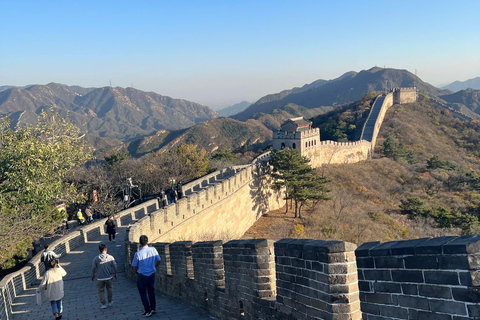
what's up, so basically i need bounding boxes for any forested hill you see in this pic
[0,83,219,141]
[232,67,449,121]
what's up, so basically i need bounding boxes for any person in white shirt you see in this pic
[131,235,161,317]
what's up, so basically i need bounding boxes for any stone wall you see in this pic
[127,161,284,243]
[356,236,480,320]
[307,140,372,168]
[125,238,361,320]
[0,200,157,320]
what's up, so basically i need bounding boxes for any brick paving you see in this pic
[11,227,215,320]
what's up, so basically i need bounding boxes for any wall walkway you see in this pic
[0,204,213,320]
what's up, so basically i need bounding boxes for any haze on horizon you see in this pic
[1,0,479,108]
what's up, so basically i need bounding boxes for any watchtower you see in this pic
[393,87,417,104]
[272,117,320,156]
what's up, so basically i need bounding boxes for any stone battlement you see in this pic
[125,238,361,320]
[127,158,283,243]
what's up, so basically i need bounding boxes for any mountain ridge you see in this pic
[232,67,449,121]
[0,84,219,141]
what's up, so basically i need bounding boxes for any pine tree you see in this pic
[269,148,330,218]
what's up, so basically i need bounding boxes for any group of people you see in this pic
[76,207,94,225]
[37,233,161,319]
[158,181,183,208]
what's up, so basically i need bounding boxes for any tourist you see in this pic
[104,216,117,243]
[41,244,61,271]
[91,243,117,309]
[77,208,85,225]
[37,259,67,320]
[176,181,183,199]
[131,235,161,317]
[85,206,94,223]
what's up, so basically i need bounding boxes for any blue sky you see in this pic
[1,1,479,107]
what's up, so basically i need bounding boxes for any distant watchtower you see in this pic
[393,87,417,104]
[272,117,320,156]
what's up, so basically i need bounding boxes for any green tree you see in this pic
[269,148,330,218]
[0,111,92,269]
[399,197,427,219]
[105,151,130,169]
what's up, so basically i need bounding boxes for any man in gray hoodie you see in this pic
[91,243,118,309]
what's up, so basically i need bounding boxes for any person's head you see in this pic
[44,244,49,250]
[108,215,112,220]
[49,259,58,269]
[139,235,148,247]
[99,243,107,253]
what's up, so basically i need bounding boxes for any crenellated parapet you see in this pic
[125,238,361,320]
[127,157,284,244]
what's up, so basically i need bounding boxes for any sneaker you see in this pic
[141,311,153,317]
[113,239,116,242]
[100,304,107,309]
[108,301,113,306]
[151,309,156,314]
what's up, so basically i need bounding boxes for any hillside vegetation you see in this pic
[245,99,480,244]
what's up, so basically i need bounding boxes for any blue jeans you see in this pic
[137,273,156,313]
[50,299,62,314]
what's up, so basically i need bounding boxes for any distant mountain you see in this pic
[127,117,272,156]
[232,67,448,121]
[442,77,480,92]
[0,83,219,141]
[217,101,251,116]
[441,88,480,114]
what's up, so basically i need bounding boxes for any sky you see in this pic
[1,1,479,108]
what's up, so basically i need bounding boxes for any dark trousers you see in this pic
[108,232,115,241]
[137,273,156,313]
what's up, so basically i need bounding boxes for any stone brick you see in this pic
[363,293,392,305]
[452,287,480,303]
[408,310,452,320]
[378,305,408,319]
[400,283,417,295]
[429,299,467,315]
[404,256,438,269]
[418,284,452,299]
[374,257,404,269]
[391,270,424,283]
[364,270,392,281]
[397,295,429,310]
[358,281,371,292]
[468,304,480,318]
[356,257,374,269]
[373,282,402,294]
[438,255,470,270]
[424,271,459,285]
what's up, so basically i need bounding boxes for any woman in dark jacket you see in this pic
[104,216,117,242]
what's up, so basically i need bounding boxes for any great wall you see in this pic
[3,87,480,320]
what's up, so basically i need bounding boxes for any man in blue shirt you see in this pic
[131,235,161,317]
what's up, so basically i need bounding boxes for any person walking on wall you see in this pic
[91,243,118,309]
[41,244,61,271]
[37,259,67,320]
[104,215,117,242]
[131,235,161,317]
